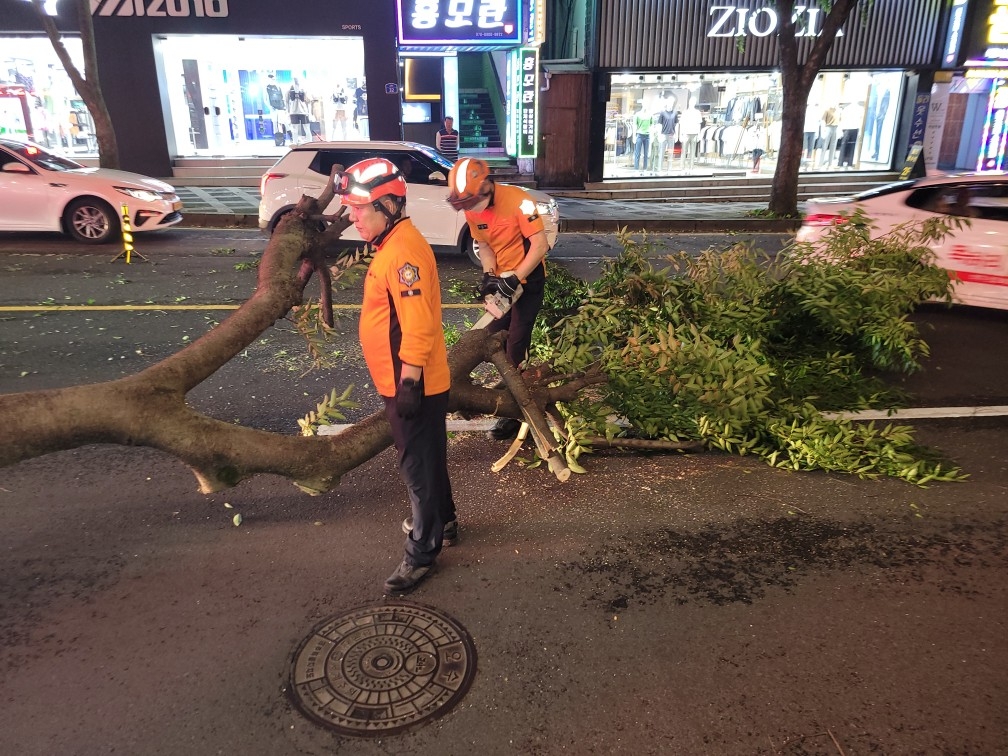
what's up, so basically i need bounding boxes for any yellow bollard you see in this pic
[110,203,147,263]
[121,203,133,264]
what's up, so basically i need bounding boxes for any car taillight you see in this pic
[260,172,286,195]
[803,213,849,227]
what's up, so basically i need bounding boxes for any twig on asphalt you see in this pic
[828,729,847,756]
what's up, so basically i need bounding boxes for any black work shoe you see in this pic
[488,417,522,440]
[383,560,433,595]
[401,517,459,545]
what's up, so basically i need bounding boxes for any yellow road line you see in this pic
[0,303,480,313]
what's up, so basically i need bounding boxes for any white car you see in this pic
[258,140,559,266]
[796,172,1008,311]
[0,138,183,244]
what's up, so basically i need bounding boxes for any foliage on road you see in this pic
[536,219,965,485]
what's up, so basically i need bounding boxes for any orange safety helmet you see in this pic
[447,157,492,211]
[335,157,407,208]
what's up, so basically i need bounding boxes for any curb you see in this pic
[179,213,261,230]
[558,218,801,234]
[177,213,800,234]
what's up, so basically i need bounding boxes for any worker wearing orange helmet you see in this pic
[447,157,550,441]
[337,157,455,595]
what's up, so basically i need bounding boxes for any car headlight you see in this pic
[115,187,163,203]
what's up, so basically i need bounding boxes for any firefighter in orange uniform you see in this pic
[337,157,455,595]
[446,157,550,440]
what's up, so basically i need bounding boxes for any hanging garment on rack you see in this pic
[696,81,718,108]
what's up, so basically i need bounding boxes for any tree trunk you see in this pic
[33,0,121,169]
[768,74,809,215]
[768,0,863,217]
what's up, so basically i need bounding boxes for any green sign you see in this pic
[516,47,539,159]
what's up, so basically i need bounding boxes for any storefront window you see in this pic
[152,35,367,158]
[1,36,95,156]
[604,70,905,179]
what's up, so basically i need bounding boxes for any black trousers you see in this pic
[383,390,454,567]
[486,263,545,368]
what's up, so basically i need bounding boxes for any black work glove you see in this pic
[496,273,520,299]
[479,272,498,298]
[396,377,422,419]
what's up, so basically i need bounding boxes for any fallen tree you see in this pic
[0,176,967,490]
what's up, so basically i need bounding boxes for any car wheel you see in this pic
[461,228,481,267]
[64,197,119,244]
[270,209,293,235]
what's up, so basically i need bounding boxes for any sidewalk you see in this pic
[173,185,804,234]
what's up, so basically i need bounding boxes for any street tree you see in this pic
[0,172,964,491]
[769,0,861,216]
[29,0,120,169]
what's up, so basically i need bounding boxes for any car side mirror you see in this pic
[429,171,447,185]
[2,162,31,174]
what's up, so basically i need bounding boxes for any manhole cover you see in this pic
[289,602,477,736]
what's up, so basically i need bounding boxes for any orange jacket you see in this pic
[465,183,546,280]
[359,219,450,398]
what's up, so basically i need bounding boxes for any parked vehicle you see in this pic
[796,172,1008,311]
[258,140,559,266]
[0,138,183,244]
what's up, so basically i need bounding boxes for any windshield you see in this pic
[414,143,453,172]
[0,139,86,172]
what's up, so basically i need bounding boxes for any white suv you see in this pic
[258,140,558,266]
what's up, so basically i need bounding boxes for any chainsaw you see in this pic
[471,273,570,482]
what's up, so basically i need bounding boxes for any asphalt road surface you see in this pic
[1,229,1006,755]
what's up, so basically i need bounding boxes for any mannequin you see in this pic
[331,85,348,140]
[632,102,651,171]
[872,89,890,159]
[803,101,819,163]
[353,82,368,138]
[655,92,679,173]
[679,95,702,171]
[818,105,839,168]
[264,72,288,145]
[287,77,310,143]
[749,122,766,173]
[837,101,864,168]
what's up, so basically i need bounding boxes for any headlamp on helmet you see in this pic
[335,158,407,211]
[447,157,492,211]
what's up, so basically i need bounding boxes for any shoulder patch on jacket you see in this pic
[398,262,420,287]
[519,198,540,221]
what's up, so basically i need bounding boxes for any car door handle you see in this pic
[49,182,67,187]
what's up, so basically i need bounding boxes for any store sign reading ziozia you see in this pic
[707,4,841,38]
